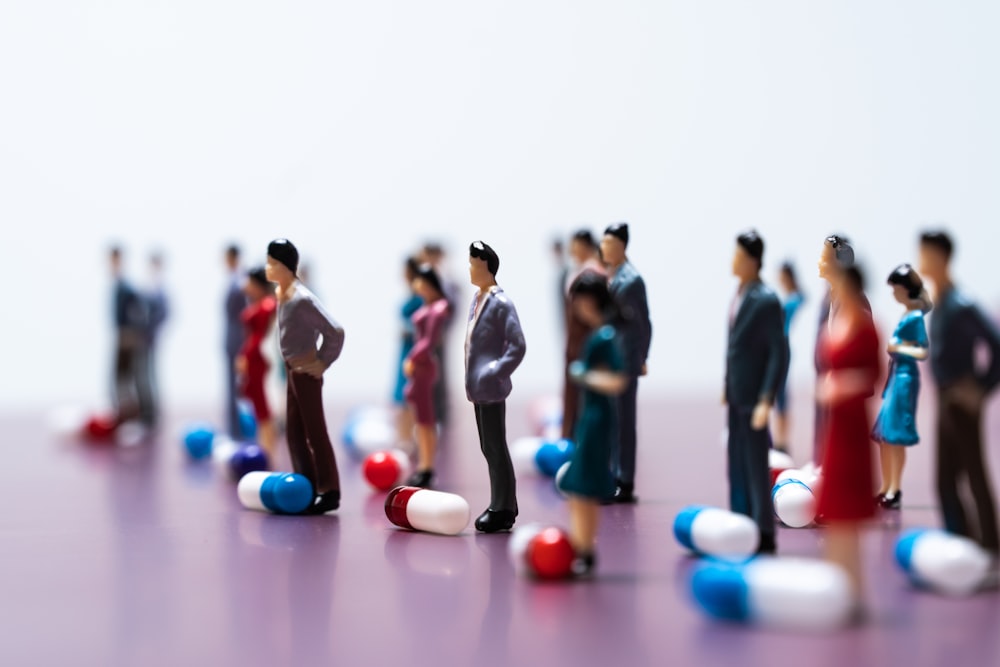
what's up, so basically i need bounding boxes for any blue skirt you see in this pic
[872,364,920,446]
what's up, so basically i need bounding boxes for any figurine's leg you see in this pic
[960,406,999,553]
[285,370,318,483]
[616,377,639,485]
[936,390,970,538]
[727,406,752,518]
[475,402,517,514]
[292,373,340,495]
[747,416,776,542]
[225,353,242,437]
[134,344,155,426]
[812,401,828,466]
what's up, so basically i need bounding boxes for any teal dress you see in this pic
[872,310,928,446]
[559,325,624,499]
[392,295,423,404]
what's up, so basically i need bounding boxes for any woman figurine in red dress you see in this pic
[236,267,278,458]
[816,263,880,611]
[403,264,451,487]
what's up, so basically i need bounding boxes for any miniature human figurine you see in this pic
[403,264,452,487]
[559,273,627,576]
[236,267,278,459]
[772,261,804,454]
[266,239,345,514]
[871,264,932,510]
[465,241,526,532]
[724,231,787,554]
[815,264,879,611]
[223,244,247,438]
[143,251,169,427]
[561,230,606,441]
[421,242,459,426]
[393,257,423,445]
[918,231,999,569]
[109,245,153,426]
[600,222,652,503]
[813,235,866,465]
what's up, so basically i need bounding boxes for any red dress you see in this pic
[405,299,450,426]
[816,312,880,521]
[240,296,277,422]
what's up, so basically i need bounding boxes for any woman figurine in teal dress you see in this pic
[558,273,629,577]
[872,264,932,510]
[394,258,423,444]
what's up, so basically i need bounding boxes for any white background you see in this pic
[2,1,998,410]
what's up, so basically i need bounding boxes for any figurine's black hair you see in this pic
[470,241,500,276]
[824,234,855,268]
[572,229,598,249]
[247,266,271,289]
[887,263,932,311]
[414,263,446,300]
[267,238,299,275]
[225,244,240,259]
[736,230,765,267]
[919,230,954,260]
[569,270,623,324]
[405,256,421,278]
[604,222,630,248]
[780,261,800,290]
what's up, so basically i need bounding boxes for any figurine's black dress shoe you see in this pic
[756,534,776,555]
[406,469,434,488]
[880,490,902,510]
[571,552,597,578]
[305,490,341,515]
[474,509,516,533]
[601,481,637,505]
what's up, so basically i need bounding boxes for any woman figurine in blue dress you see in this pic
[394,258,423,445]
[773,261,805,454]
[872,264,932,510]
[558,273,628,577]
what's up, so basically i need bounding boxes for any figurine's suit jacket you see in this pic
[465,287,526,404]
[608,262,651,377]
[725,281,787,408]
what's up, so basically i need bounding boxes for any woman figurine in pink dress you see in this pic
[403,264,452,487]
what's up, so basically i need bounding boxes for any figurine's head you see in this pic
[733,230,764,281]
[570,271,617,328]
[569,229,599,264]
[109,245,123,276]
[224,244,240,271]
[404,256,421,284]
[778,261,798,294]
[149,251,164,274]
[601,223,629,266]
[918,230,953,282]
[413,263,446,302]
[244,266,274,300]
[818,234,855,283]
[469,241,499,288]
[887,263,931,311]
[422,242,445,267]
[266,239,299,284]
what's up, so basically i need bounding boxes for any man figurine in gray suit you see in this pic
[725,230,787,554]
[601,223,652,503]
[223,244,247,438]
[465,241,527,533]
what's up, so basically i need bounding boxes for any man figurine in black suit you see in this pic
[223,244,247,438]
[724,230,787,554]
[601,223,652,503]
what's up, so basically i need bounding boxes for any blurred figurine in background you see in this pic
[813,235,866,466]
[871,264,932,510]
[266,239,345,514]
[109,245,153,426]
[403,264,452,487]
[393,257,423,445]
[561,230,605,441]
[560,273,627,576]
[422,242,459,426]
[600,222,652,503]
[465,241,526,532]
[551,237,568,334]
[237,267,278,459]
[143,251,169,427]
[223,244,247,438]
[919,231,999,569]
[815,263,879,611]
[772,261,804,454]
[724,231,786,554]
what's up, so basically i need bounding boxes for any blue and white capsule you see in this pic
[238,472,314,515]
[673,505,759,558]
[691,557,853,631]
[895,528,992,596]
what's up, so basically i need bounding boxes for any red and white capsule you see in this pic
[384,486,470,535]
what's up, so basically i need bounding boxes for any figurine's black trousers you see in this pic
[727,405,776,540]
[613,377,639,485]
[286,368,341,494]
[113,335,154,427]
[474,401,518,514]
[937,387,999,553]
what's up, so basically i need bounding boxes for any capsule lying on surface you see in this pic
[238,472,315,515]
[384,486,470,536]
[673,505,760,558]
[895,528,992,596]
